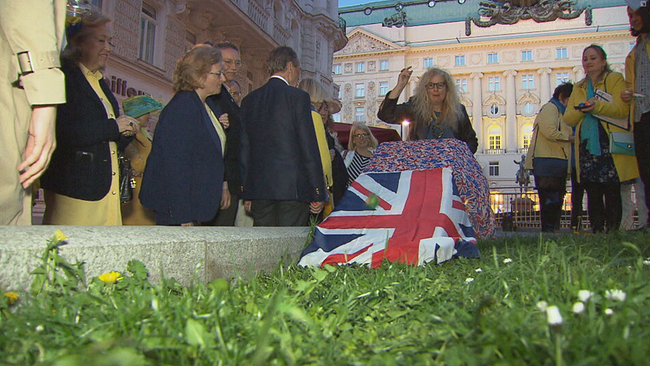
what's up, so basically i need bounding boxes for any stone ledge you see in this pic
[0,226,310,291]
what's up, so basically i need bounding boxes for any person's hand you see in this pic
[116,115,139,136]
[220,188,231,210]
[621,89,634,103]
[181,222,195,226]
[581,97,597,113]
[396,66,413,89]
[219,113,230,129]
[568,134,575,142]
[310,201,324,214]
[244,200,252,213]
[18,105,57,188]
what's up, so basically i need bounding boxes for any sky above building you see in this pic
[339,0,383,8]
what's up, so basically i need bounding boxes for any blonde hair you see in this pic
[61,10,111,67]
[411,67,462,134]
[173,45,222,92]
[348,123,378,151]
[297,78,328,103]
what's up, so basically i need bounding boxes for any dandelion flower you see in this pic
[605,289,626,302]
[546,305,563,325]
[578,290,593,302]
[643,258,650,266]
[605,308,614,316]
[53,230,67,242]
[98,271,123,284]
[536,301,548,312]
[503,258,513,264]
[465,277,474,284]
[572,302,585,314]
[35,325,44,332]
[3,292,19,305]
[475,268,483,273]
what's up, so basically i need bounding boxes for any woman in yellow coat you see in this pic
[120,95,163,225]
[563,45,639,233]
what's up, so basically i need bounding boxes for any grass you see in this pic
[1,231,649,365]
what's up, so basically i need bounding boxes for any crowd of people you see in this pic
[1,2,648,233]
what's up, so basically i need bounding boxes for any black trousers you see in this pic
[205,194,239,226]
[570,167,585,228]
[634,113,650,226]
[251,200,310,227]
[535,175,566,233]
[583,181,621,233]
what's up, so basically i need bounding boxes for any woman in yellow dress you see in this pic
[120,95,163,225]
[40,10,139,225]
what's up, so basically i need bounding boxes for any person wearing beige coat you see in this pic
[525,83,574,232]
[0,0,66,225]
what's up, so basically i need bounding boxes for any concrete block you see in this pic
[0,226,310,292]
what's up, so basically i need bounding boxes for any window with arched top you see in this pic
[522,124,533,149]
[488,125,502,150]
[523,102,535,116]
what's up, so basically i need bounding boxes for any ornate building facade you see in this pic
[91,0,345,124]
[333,0,631,188]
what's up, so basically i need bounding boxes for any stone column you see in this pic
[573,66,585,82]
[471,72,484,152]
[504,70,517,153]
[538,67,552,103]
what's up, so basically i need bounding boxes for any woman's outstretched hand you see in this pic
[388,66,413,99]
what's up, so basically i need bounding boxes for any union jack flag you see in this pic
[298,168,480,268]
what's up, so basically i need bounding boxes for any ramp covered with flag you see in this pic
[298,168,480,268]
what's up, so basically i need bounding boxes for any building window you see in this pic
[488,126,502,150]
[455,55,466,66]
[523,102,535,116]
[91,0,103,8]
[488,77,501,91]
[489,161,500,176]
[522,74,534,90]
[355,83,365,98]
[333,64,342,75]
[338,88,342,99]
[379,81,389,96]
[522,124,533,149]
[556,47,568,59]
[521,50,533,62]
[355,107,365,122]
[556,72,570,86]
[356,62,365,73]
[332,112,341,122]
[489,104,500,117]
[456,78,468,93]
[184,31,196,53]
[487,53,499,64]
[423,57,434,68]
[139,2,157,64]
[379,60,389,71]
[631,42,636,51]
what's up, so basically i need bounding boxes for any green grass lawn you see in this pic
[2,231,649,365]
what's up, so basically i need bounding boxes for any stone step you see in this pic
[0,226,310,292]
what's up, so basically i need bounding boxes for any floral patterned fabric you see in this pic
[365,139,496,238]
[578,123,619,184]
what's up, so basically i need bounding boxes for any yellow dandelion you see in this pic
[4,292,19,305]
[53,230,67,242]
[98,271,123,284]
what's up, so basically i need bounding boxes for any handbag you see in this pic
[118,152,136,204]
[608,132,635,156]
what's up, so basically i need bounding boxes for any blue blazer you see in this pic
[139,90,224,225]
[41,64,133,201]
[240,77,326,203]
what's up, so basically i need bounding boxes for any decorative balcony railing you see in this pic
[484,148,505,155]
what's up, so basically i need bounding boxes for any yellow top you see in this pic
[311,110,333,189]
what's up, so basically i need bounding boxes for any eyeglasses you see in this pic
[425,81,447,90]
[354,133,370,138]
[208,71,222,77]
[224,59,243,67]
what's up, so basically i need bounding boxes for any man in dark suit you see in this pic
[206,41,243,226]
[240,46,326,226]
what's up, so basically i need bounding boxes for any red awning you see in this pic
[333,123,402,148]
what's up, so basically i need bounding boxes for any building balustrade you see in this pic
[484,149,506,155]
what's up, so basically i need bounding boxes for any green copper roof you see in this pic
[340,0,627,27]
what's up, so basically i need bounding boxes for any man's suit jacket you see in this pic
[207,85,241,195]
[139,90,224,225]
[240,77,326,203]
[40,64,133,201]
